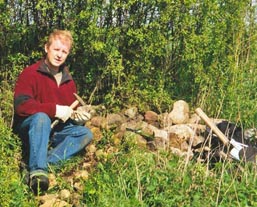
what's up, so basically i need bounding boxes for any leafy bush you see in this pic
[2,0,256,115]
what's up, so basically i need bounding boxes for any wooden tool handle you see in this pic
[51,100,80,129]
[69,100,80,109]
[195,107,229,145]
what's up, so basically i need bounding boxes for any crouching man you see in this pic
[13,29,93,195]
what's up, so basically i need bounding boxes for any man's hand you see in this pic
[55,105,73,122]
[71,106,92,125]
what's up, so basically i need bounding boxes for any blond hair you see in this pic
[46,29,73,49]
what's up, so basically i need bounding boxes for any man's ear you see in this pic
[44,44,48,53]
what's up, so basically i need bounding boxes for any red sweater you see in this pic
[14,59,77,122]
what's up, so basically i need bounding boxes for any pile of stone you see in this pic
[87,100,209,160]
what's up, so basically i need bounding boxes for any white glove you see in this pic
[71,106,92,125]
[55,105,73,122]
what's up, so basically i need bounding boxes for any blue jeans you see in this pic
[17,112,93,173]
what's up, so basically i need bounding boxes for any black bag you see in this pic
[196,121,257,163]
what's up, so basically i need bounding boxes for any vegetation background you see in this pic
[1,0,257,206]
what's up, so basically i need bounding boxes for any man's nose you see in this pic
[57,51,63,58]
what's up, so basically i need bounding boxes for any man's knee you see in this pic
[81,127,93,147]
[32,113,51,126]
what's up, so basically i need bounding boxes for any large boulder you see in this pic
[168,100,190,124]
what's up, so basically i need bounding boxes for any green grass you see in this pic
[0,117,37,206]
[82,144,257,207]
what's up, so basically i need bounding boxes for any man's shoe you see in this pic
[30,174,49,195]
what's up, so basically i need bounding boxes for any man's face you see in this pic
[45,37,71,71]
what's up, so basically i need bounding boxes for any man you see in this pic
[13,29,93,195]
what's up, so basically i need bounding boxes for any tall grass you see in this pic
[82,143,257,207]
[0,118,37,206]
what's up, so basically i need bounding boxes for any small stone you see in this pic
[95,149,107,160]
[38,194,58,207]
[71,193,82,207]
[74,170,89,181]
[124,107,138,119]
[91,116,107,128]
[54,200,71,207]
[38,194,58,203]
[106,113,125,129]
[59,189,71,200]
[188,113,201,124]
[74,182,83,192]
[158,112,171,128]
[112,132,123,145]
[87,144,97,153]
[48,173,57,189]
[90,127,103,142]
[144,111,158,122]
